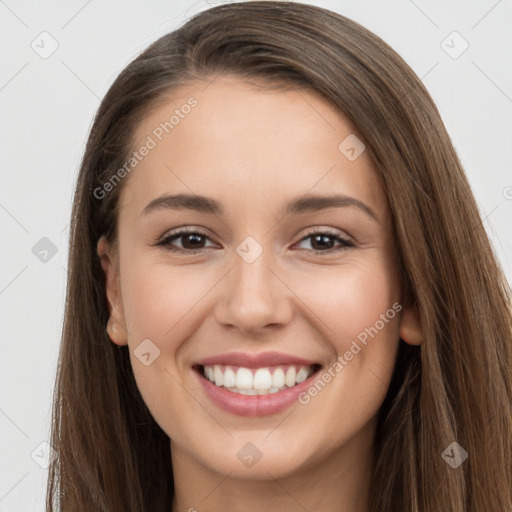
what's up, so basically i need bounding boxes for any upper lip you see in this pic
[194,351,321,369]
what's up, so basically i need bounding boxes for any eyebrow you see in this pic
[141,193,380,223]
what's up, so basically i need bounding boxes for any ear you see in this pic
[399,304,423,346]
[97,236,128,346]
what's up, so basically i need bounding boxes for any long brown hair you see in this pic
[46,2,512,510]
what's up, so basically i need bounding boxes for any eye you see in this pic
[155,229,215,254]
[294,229,355,254]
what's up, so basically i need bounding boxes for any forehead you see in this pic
[119,75,388,222]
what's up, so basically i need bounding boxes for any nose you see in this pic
[214,246,293,334]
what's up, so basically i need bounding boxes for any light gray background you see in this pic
[1,0,511,510]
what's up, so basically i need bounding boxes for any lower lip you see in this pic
[194,367,320,417]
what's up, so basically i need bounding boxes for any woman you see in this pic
[46,2,512,511]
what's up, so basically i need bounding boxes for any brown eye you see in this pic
[156,230,215,253]
[294,230,355,254]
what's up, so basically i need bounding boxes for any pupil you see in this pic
[184,234,203,248]
[313,234,333,250]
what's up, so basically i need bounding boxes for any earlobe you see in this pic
[399,304,423,346]
[106,319,128,346]
[97,236,128,346]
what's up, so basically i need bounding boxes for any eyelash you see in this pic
[154,228,355,255]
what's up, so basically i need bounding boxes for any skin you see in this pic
[97,75,423,512]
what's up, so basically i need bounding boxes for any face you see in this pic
[98,75,422,482]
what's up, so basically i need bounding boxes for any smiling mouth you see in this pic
[193,363,322,396]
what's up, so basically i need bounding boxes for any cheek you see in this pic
[290,258,401,428]
[119,264,205,436]
[119,261,220,425]
[292,256,399,346]
[121,261,210,341]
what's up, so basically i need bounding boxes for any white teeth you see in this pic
[227,386,284,395]
[214,365,223,386]
[236,388,258,395]
[236,367,253,390]
[272,368,285,388]
[202,363,318,394]
[285,367,296,387]
[223,367,236,388]
[253,368,272,390]
[296,368,309,384]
